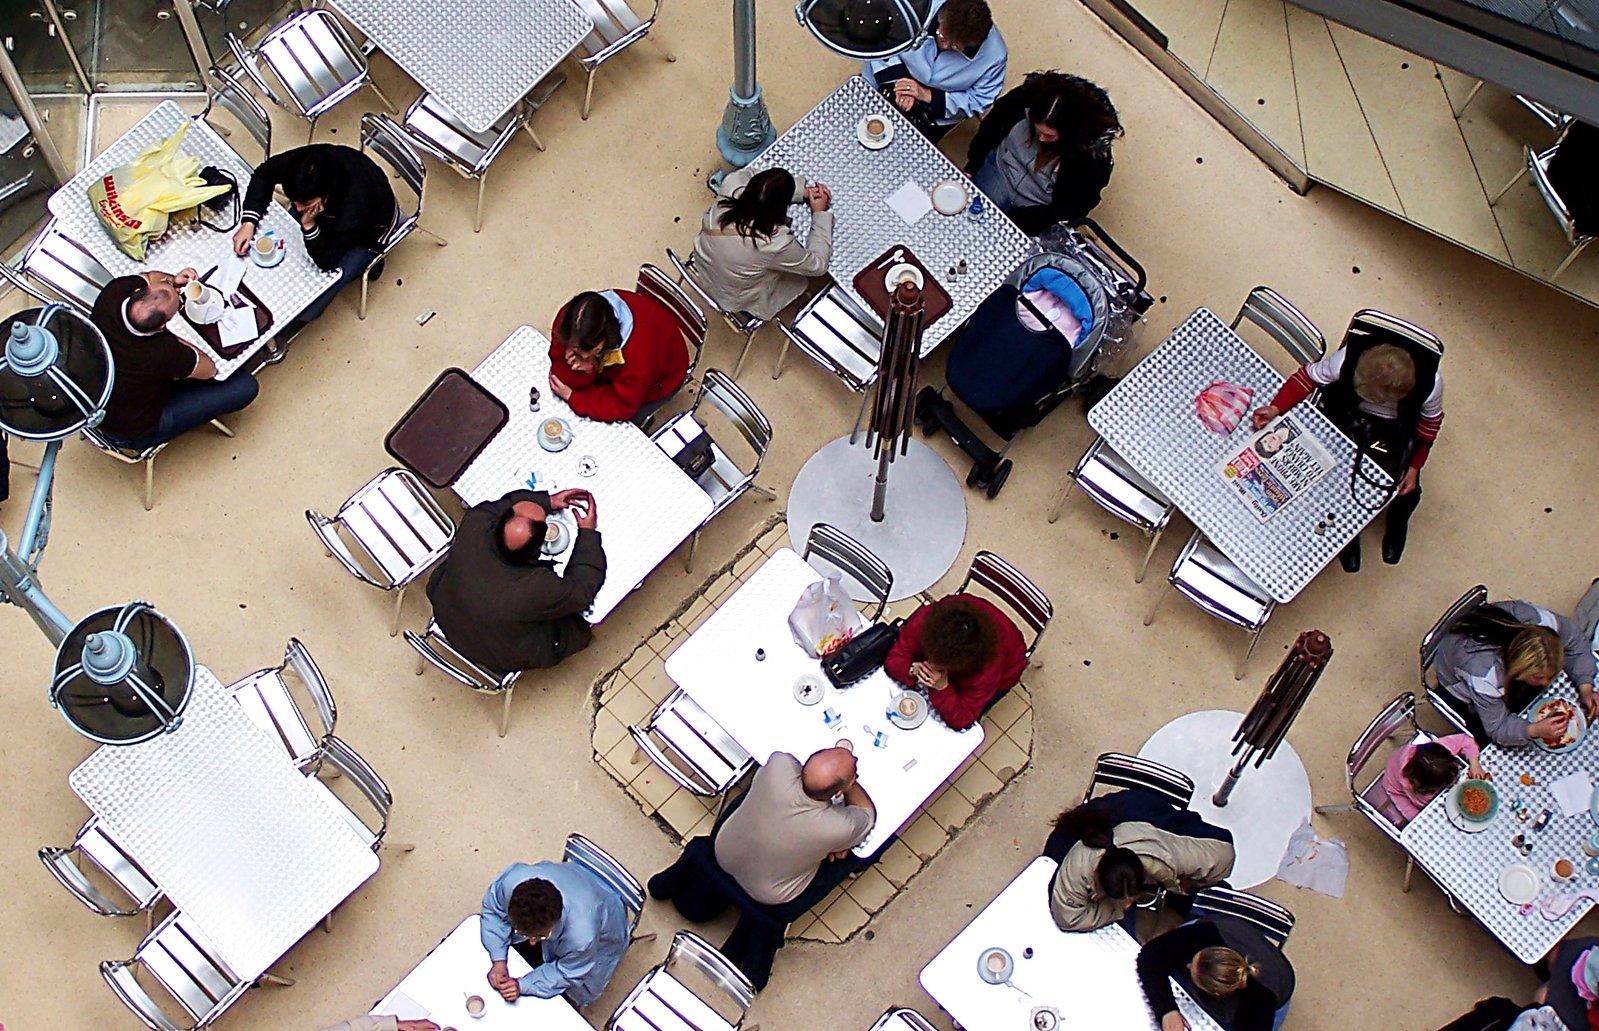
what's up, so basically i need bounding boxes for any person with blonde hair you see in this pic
[1433,599,1597,747]
[1136,916,1295,1031]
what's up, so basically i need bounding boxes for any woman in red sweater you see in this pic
[884,595,1028,730]
[548,289,690,424]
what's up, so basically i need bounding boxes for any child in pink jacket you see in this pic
[1378,733,1484,825]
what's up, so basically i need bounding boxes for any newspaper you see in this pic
[1216,413,1333,522]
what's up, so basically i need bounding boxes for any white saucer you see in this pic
[541,511,574,556]
[887,691,929,729]
[792,675,826,706]
[930,178,969,215]
[857,114,893,150]
[883,262,924,292]
[976,947,1013,984]
[1498,863,1541,905]
[537,417,573,452]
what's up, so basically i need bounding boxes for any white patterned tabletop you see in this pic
[328,0,591,132]
[1087,307,1392,603]
[68,666,378,981]
[1401,675,1598,962]
[450,326,712,624]
[664,548,981,857]
[918,857,1223,1031]
[47,101,338,380]
[745,76,1034,354]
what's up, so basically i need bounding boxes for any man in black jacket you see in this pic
[232,143,397,338]
[425,488,606,676]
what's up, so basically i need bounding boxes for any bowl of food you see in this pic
[1533,697,1586,752]
[1453,778,1499,824]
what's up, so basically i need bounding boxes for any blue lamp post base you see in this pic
[717,84,775,167]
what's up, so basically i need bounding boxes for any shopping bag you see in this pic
[1195,380,1254,435]
[787,574,866,658]
[87,122,232,260]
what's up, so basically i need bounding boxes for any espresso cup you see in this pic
[253,236,276,256]
[184,281,206,301]
[1553,857,1576,881]
[464,994,487,1017]
[896,695,919,719]
[184,283,224,324]
[865,116,887,140]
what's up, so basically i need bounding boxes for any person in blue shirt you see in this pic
[862,0,1007,142]
[479,861,630,1007]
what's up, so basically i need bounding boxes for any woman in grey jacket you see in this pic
[691,166,834,323]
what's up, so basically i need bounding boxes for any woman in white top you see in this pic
[691,167,834,322]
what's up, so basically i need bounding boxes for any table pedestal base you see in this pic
[1139,709,1312,889]
[787,436,966,602]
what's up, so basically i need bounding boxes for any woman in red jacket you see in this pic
[884,595,1027,730]
[548,289,690,424]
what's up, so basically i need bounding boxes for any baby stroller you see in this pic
[914,218,1152,497]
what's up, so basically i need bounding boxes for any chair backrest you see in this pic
[664,930,755,1022]
[630,687,753,796]
[573,0,657,61]
[639,262,707,376]
[1231,286,1325,366]
[402,92,513,178]
[203,65,272,160]
[254,9,369,119]
[868,1008,939,1031]
[405,619,519,693]
[1347,309,1444,359]
[104,910,246,1026]
[1190,887,1295,948]
[361,113,429,224]
[1344,692,1419,796]
[23,222,112,313]
[956,550,1052,657]
[1530,140,1586,240]
[802,522,893,621]
[695,368,773,463]
[1084,751,1195,807]
[40,819,158,917]
[312,468,454,589]
[1420,585,1488,681]
[779,284,884,391]
[1169,532,1274,632]
[0,261,54,306]
[318,734,391,848]
[564,833,647,934]
[283,636,337,736]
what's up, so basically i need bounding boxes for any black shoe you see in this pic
[1340,538,1361,573]
[367,257,386,281]
[1382,523,1408,564]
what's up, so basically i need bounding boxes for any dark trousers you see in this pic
[294,245,382,325]
[108,373,260,450]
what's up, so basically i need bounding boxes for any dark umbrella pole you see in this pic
[865,282,926,522]
[1213,630,1333,807]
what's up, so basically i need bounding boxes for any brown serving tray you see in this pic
[384,368,509,489]
[178,264,273,359]
[851,244,952,327]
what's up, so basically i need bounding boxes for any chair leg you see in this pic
[474,175,486,234]
[1402,856,1415,893]
[1312,803,1354,813]
[1135,527,1164,584]
[359,269,370,320]
[1489,164,1528,204]
[684,530,699,573]
[581,69,596,120]
[630,744,644,766]
[259,971,295,987]
[1143,586,1168,627]
[748,483,777,502]
[732,332,757,380]
[498,686,514,738]
[1236,626,1264,681]
[848,391,870,444]
[321,912,332,933]
[771,330,791,379]
[524,122,546,152]
[307,114,318,143]
[1045,477,1073,524]
[143,455,156,512]
[390,585,406,637]
[1451,78,1484,117]
[366,78,398,115]
[1551,238,1592,279]
[209,418,234,438]
[647,33,676,62]
[631,930,658,943]
[416,225,449,247]
[415,651,425,676]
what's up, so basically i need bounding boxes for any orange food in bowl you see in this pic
[1460,785,1492,818]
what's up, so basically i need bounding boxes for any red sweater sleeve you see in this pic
[884,603,928,687]
[1266,367,1316,413]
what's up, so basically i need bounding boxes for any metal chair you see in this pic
[606,930,755,1031]
[359,113,450,319]
[400,75,565,233]
[101,909,293,1030]
[629,687,754,808]
[665,248,766,379]
[563,833,657,942]
[1189,886,1295,948]
[774,285,885,439]
[637,261,707,406]
[80,420,234,513]
[199,65,272,162]
[228,637,336,771]
[405,617,521,737]
[1146,530,1276,681]
[1082,751,1195,808]
[226,9,395,139]
[571,0,676,120]
[801,522,893,622]
[1348,308,1444,360]
[305,467,455,636]
[867,1009,936,1031]
[1491,127,1595,280]
[39,817,162,927]
[1230,286,1326,366]
[1421,585,1488,736]
[1048,436,1175,584]
[650,369,775,572]
[21,219,112,314]
[953,550,1052,660]
[310,734,406,853]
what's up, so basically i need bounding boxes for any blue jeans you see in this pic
[973,152,1021,215]
[110,373,260,449]
[1272,1000,1291,1030]
[294,245,381,324]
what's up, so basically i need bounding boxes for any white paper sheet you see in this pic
[373,990,430,1021]
[214,249,249,299]
[1548,770,1592,817]
[218,307,258,347]
[885,179,932,225]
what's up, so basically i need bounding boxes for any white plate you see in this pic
[1498,863,1541,905]
[930,178,969,215]
[1444,784,1495,833]
[792,674,826,706]
[1530,695,1587,752]
[883,262,924,292]
[856,113,894,150]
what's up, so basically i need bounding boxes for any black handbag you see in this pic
[822,619,902,689]
[672,433,715,478]
[195,165,240,232]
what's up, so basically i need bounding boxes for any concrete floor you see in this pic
[4,0,1599,1028]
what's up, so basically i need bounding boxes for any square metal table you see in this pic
[46,101,339,380]
[1401,675,1597,963]
[327,0,592,132]
[69,666,379,981]
[370,914,591,1029]
[918,857,1223,1031]
[451,326,713,624]
[664,547,983,857]
[1086,307,1392,603]
[745,75,1034,354]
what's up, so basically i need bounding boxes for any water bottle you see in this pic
[967,193,986,223]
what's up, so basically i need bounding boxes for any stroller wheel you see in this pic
[966,463,988,489]
[985,460,1013,498]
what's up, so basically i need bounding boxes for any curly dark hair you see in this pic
[507,878,564,938]
[920,596,998,676]
[937,0,993,49]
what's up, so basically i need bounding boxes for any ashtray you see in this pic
[1030,1007,1060,1031]
[792,674,826,706]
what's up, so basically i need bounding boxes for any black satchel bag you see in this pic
[195,165,240,232]
[822,619,902,689]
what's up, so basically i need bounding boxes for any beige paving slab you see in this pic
[1128,0,1228,74]
[1205,0,1305,167]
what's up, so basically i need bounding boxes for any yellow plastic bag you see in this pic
[86,121,231,261]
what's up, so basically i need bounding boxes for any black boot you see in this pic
[1383,486,1422,565]
[1340,535,1361,573]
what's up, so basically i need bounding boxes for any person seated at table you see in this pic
[232,142,398,340]
[1537,935,1599,1031]
[425,488,604,676]
[1136,916,1295,1031]
[884,593,1027,730]
[1048,791,1234,933]
[1250,336,1442,570]
[316,1017,438,1031]
[547,289,690,426]
[1432,599,1598,748]
[691,166,834,321]
[88,270,260,449]
[479,859,630,1007]
[1377,732,1484,826]
[963,71,1122,234]
[862,0,1007,143]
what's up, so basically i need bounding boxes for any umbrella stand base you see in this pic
[787,436,967,602]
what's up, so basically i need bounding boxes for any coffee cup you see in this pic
[543,419,565,439]
[865,116,887,140]
[1584,830,1599,857]
[184,282,224,324]
[1553,857,1576,881]
[895,695,919,719]
[464,993,487,1017]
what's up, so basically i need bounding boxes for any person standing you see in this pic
[862,0,1007,143]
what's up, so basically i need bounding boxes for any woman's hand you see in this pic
[805,182,832,212]
[1530,712,1571,741]
[232,222,256,256]
[548,370,574,401]
[1250,405,1280,430]
[563,348,597,374]
[909,661,948,691]
[1397,467,1420,495]
[1161,1012,1191,1031]
[1580,684,1597,721]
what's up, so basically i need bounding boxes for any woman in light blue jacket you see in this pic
[863,0,1007,141]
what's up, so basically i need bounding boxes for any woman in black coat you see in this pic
[964,71,1122,235]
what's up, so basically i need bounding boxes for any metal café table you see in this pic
[451,326,712,624]
[919,857,1223,1031]
[47,100,338,380]
[1401,675,1597,963]
[1087,307,1392,603]
[328,0,592,132]
[745,75,1034,354]
[664,547,982,857]
[370,914,591,1029]
[69,666,378,981]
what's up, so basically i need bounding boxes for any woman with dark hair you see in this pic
[883,594,1027,730]
[692,166,834,322]
[547,287,690,424]
[964,70,1122,234]
[1433,599,1597,747]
